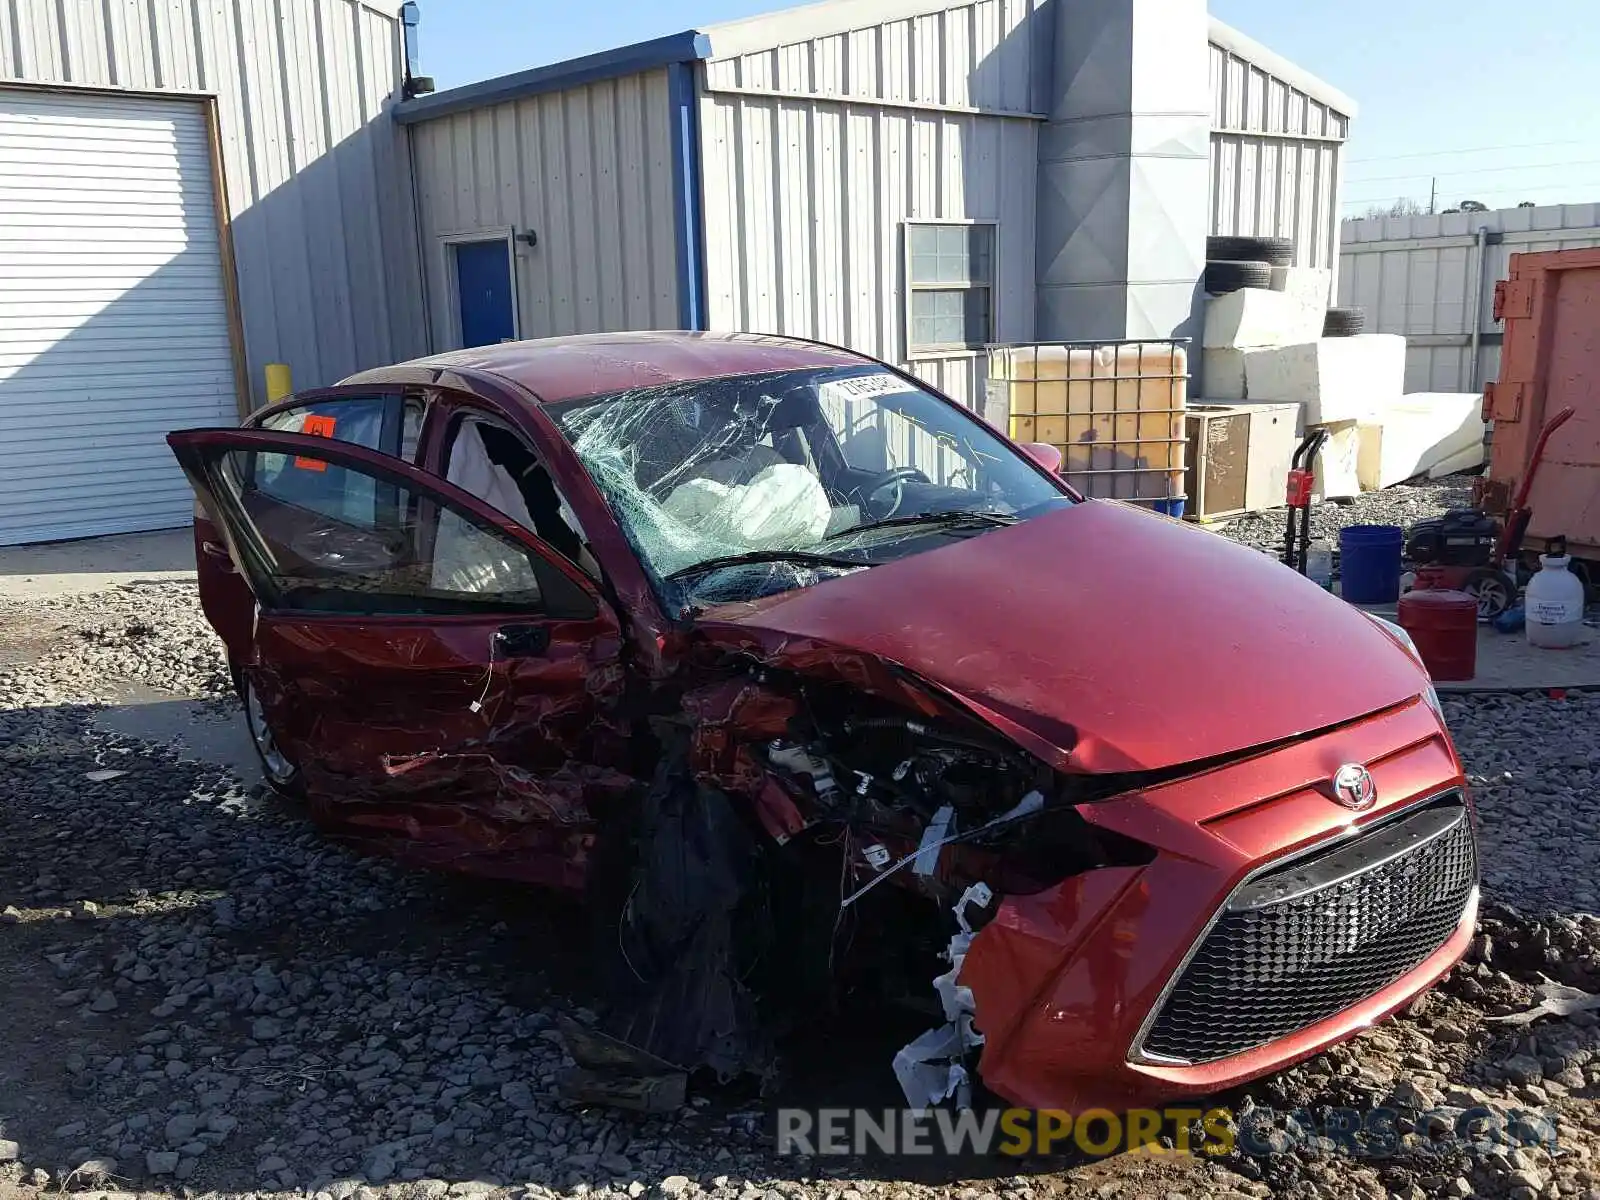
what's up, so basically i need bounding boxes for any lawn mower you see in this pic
[1401,406,1576,619]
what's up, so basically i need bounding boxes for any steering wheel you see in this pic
[859,466,931,518]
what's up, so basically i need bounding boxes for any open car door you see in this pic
[167,427,635,889]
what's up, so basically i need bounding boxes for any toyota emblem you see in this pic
[1331,763,1377,811]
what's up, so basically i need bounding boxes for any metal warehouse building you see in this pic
[0,0,424,545]
[396,0,1355,414]
[0,0,1353,546]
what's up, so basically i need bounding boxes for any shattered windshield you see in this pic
[546,366,1071,607]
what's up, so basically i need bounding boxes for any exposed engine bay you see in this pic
[562,660,1156,1112]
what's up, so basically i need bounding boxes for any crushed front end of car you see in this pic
[563,626,1477,1115]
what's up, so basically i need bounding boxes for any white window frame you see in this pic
[903,219,998,359]
[438,227,521,350]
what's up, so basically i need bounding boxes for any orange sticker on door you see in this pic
[293,413,338,471]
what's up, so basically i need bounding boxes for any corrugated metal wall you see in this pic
[0,0,424,406]
[698,0,1048,413]
[1339,203,1600,393]
[408,69,681,348]
[1208,35,1350,282]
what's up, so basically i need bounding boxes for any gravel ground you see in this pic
[2,491,1600,1200]
[1208,475,1474,558]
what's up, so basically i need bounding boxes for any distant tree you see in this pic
[1360,197,1426,220]
[1518,200,1537,208]
[1459,200,1489,212]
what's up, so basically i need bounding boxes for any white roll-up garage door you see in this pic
[0,87,240,546]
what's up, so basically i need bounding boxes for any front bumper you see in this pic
[962,696,1476,1113]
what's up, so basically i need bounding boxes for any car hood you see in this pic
[693,501,1429,773]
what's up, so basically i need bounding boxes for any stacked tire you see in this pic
[1204,235,1293,295]
[1322,306,1366,336]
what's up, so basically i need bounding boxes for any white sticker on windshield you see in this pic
[819,372,918,403]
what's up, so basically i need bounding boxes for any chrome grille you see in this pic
[1140,796,1477,1064]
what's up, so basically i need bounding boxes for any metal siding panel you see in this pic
[539,94,578,335]
[12,0,63,78]
[592,80,626,330]
[911,14,940,105]
[615,73,651,328]
[943,5,970,109]
[775,102,812,334]
[699,93,740,331]
[740,97,779,330]
[813,31,843,94]
[57,0,112,85]
[812,102,844,343]
[844,26,883,98]
[646,68,679,327]
[776,41,808,93]
[880,18,911,104]
[513,97,552,336]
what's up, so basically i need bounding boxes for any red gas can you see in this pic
[1397,570,1480,682]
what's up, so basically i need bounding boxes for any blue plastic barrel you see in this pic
[1339,524,1404,603]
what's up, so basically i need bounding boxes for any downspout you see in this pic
[407,122,435,353]
[1468,224,1489,391]
[399,1,435,352]
[667,50,711,331]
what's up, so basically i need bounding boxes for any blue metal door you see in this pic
[455,240,515,347]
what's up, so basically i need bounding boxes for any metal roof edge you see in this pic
[700,0,981,60]
[1207,16,1359,120]
[393,29,712,124]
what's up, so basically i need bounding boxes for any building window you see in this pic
[905,222,996,355]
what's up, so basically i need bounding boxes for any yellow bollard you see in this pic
[264,363,293,403]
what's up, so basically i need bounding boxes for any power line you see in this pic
[1347,157,1600,186]
[1345,138,1590,165]
[1341,179,1600,208]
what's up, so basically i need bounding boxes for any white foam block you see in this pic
[1269,266,1333,310]
[1242,335,1407,425]
[1203,287,1324,349]
[1313,420,1362,500]
[1357,392,1486,490]
[1202,349,1249,399]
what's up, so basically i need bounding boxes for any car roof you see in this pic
[340,331,871,404]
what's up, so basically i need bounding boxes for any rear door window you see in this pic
[252,394,424,525]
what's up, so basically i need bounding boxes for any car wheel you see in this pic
[238,671,302,794]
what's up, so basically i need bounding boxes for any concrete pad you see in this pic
[0,528,195,599]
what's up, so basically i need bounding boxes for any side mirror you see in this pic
[1021,442,1063,474]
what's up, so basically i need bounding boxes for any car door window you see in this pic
[442,414,601,578]
[253,394,426,525]
[212,445,562,616]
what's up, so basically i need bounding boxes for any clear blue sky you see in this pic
[416,0,1600,217]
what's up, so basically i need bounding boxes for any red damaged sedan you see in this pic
[169,332,1477,1114]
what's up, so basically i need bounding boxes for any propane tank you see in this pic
[1525,553,1587,649]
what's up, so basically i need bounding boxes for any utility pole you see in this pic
[1429,177,1437,215]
